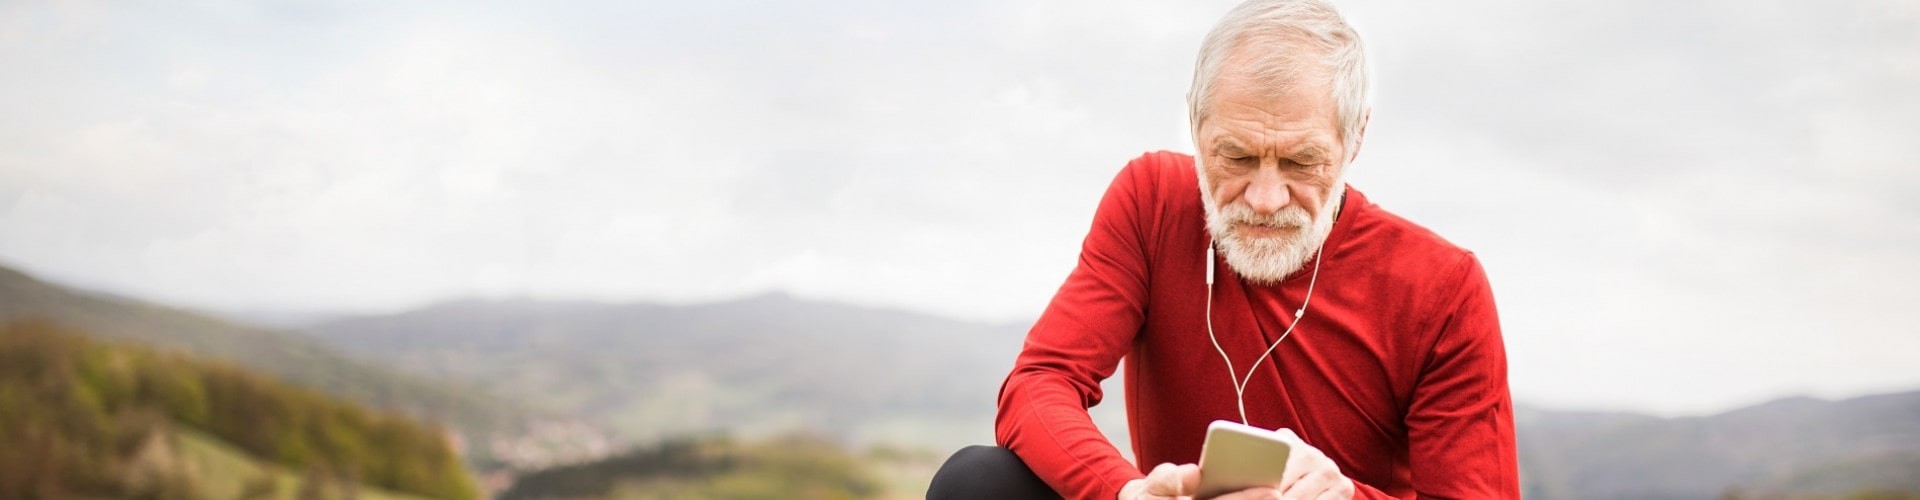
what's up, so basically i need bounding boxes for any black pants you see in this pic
[927,445,1063,499]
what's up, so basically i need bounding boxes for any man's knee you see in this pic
[927,445,1061,499]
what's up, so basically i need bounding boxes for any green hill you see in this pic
[0,319,475,499]
[173,426,436,500]
[0,263,525,440]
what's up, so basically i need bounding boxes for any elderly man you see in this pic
[927,0,1518,499]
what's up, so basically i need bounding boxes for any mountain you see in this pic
[0,319,473,499]
[0,262,526,440]
[294,287,1920,498]
[302,293,1034,451]
[1519,391,1920,499]
[196,307,354,331]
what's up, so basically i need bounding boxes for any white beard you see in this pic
[1198,170,1343,285]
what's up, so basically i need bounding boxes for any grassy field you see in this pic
[173,428,431,500]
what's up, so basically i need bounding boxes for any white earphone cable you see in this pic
[1205,240,1325,426]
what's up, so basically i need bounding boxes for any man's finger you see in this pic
[1310,479,1354,500]
[1176,463,1200,496]
[1146,463,1180,494]
[1279,466,1337,500]
[1146,463,1200,496]
[1213,487,1280,500]
[1276,446,1318,491]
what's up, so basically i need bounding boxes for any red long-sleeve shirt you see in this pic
[995,151,1519,499]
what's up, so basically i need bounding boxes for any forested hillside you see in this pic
[0,264,524,439]
[0,319,476,499]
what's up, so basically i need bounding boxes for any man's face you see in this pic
[1195,61,1352,284]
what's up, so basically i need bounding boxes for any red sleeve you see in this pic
[1400,254,1521,499]
[995,155,1162,500]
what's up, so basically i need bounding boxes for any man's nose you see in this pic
[1243,168,1291,216]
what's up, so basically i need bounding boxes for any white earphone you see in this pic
[1204,237,1325,426]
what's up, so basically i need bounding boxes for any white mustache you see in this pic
[1219,203,1311,230]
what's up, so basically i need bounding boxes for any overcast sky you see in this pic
[2,0,1916,416]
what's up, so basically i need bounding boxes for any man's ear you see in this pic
[1347,108,1372,164]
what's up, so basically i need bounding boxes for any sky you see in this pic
[1,0,1916,417]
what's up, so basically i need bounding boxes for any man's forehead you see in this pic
[1203,78,1342,155]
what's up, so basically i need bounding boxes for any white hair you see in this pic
[1187,0,1371,154]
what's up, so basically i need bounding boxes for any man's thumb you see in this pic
[1147,463,1200,496]
[1176,464,1200,496]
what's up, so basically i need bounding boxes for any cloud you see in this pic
[1340,0,1920,413]
[1,0,1915,415]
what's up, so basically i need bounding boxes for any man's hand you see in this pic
[1118,463,1200,500]
[1275,439,1355,500]
[1117,440,1354,500]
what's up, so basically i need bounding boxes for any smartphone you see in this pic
[1195,420,1296,499]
